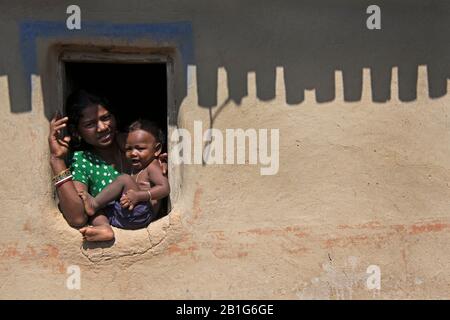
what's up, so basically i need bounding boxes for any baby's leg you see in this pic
[78,191,99,216]
[79,213,114,242]
[79,175,139,215]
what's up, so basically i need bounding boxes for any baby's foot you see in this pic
[78,191,99,216]
[79,225,114,242]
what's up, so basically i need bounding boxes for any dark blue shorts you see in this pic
[104,201,155,230]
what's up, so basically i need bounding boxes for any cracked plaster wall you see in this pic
[1,1,450,299]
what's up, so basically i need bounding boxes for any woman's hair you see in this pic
[65,89,112,150]
[128,119,165,149]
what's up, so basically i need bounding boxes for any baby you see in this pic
[78,119,170,231]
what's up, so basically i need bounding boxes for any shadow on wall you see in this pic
[1,0,449,117]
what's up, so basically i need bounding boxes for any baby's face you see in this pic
[125,129,160,170]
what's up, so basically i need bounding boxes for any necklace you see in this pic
[131,168,145,182]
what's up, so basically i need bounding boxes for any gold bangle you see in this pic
[52,169,71,184]
[52,168,69,180]
[55,175,73,188]
[147,190,152,202]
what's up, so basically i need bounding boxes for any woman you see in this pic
[48,90,167,241]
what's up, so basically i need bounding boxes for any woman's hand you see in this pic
[48,114,71,160]
[158,153,168,176]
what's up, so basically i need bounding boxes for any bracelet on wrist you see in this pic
[52,169,72,186]
[55,175,73,188]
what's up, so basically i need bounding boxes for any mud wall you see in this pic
[1,0,450,299]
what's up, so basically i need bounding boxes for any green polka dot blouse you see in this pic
[69,151,121,197]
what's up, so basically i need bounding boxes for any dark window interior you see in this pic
[64,61,169,219]
[64,62,167,133]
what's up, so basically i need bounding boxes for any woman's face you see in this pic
[76,104,117,149]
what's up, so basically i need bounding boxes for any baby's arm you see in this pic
[146,160,170,200]
[80,174,140,214]
[121,161,170,206]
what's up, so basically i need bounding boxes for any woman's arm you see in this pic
[52,158,88,228]
[49,115,88,228]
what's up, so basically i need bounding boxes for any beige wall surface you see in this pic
[1,0,450,299]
